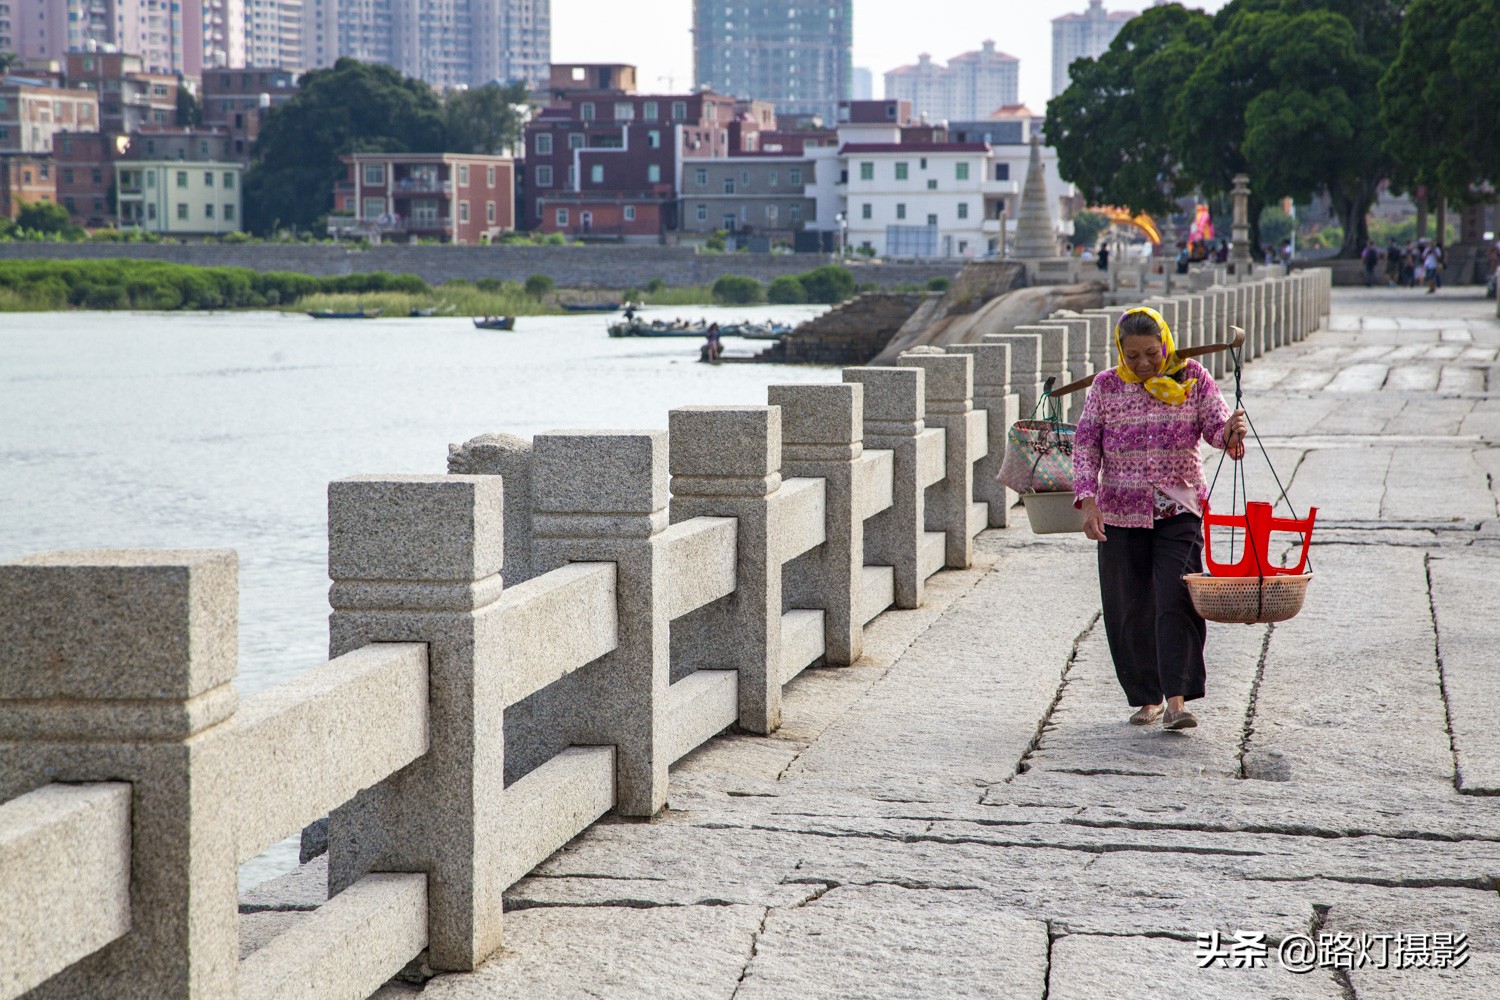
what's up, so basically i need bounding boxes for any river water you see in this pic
[1,304,833,694]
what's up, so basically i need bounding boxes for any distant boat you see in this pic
[561,302,621,313]
[410,306,438,317]
[307,308,381,319]
[473,316,516,330]
[608,319,710,338]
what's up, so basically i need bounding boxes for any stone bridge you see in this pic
[21,272,1497,1000]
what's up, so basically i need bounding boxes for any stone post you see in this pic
[770,382,865,665]
[1012,325,1071,418]
[981,332,1043,418]
[843,366,928,609]
[0,550,240,999]
[447,432,535,585]
[898,352,977,569]
[325,474,506,972]
[1037,315,1093,382]
[667,405,783,734]
[1231,174,1252,273]
[1078,310,1115,375]
[947,342,1018,528]
[528,432,671,818]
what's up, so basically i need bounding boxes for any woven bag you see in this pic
[997,410,1076,493]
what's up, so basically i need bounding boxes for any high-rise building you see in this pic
[4,0,241,76]
[1052,0,1135,97]
[885,41,1018,124]
[245,0,304,72]
[851,67,872,101]
[300,0,548,93]
[693,0,852,125]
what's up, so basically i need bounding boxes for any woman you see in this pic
[1072,307,1247,731]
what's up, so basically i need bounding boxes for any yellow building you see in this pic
[116,161,244,235]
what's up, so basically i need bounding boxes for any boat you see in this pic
[722,321,794,340]
[410,307,438,317]
[472,316,516,330]
[608,318,712,338]
[561,302,621,313]
[307,308,381,319]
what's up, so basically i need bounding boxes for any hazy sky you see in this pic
[552,0,1232,111]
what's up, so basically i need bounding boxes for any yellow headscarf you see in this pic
[1114,306,1196,405]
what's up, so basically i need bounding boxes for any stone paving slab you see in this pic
[1048,933,1345,999]
[1427,549,1500,793]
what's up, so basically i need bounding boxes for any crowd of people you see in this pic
[1360,237,1457,294]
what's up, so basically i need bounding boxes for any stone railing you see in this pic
[0,267,1331,1000]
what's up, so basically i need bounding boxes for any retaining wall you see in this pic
[0,242,962,290]
[0,267,1332,1000]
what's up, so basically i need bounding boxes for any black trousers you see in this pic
[1097,513,1207,706]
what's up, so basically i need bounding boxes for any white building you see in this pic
[884,42,1019,124]
[1052,0,1135,97]
[840,142,1015,259]
[116,160,244,235]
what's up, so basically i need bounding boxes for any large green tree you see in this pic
[1381,0,1500,206]
[1045,3,1215,217]
[1177,0,1404,256]
[244,59,448,234]
[446,81,529,155]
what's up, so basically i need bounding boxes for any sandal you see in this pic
[1163,709,1198,731]
[1129,703,1165,726]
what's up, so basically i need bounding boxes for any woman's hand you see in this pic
[1225,409,1248,461]
[1080,498,1107,542]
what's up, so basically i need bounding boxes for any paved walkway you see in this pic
[405,288,1500,999]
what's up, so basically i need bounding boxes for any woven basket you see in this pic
[1182,573,1312,624]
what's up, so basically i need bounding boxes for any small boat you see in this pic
[561,302,621,313]
[473,316,516,330]
[410,307,438,317]
[608,319,711,338]
[308,308,381,319]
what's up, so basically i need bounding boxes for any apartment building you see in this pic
[841,142,1003,258]
[63,53,178,134]
[200,67,298,161]
[1052,0,1135,96]
[116,159,244,234]
[6,0,242,76]
[0,78,100,155]
[885,41,1020,123]
[678,157,817,241]
[0,155,56,217]
[693,0,852,124]
[54,130,117,225]
[330,152,514,244]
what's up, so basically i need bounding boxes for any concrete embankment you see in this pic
[0,242,960,290]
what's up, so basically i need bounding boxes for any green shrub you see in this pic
[766,274,807,304]
[645,277,666,294]
[475,277,505,292]
[711,274,764,304]
[926,276,951,292]
[524,273,554,299]
[796,265,855,304]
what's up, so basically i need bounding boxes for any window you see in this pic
[362,197,385,218]
[568,166,577,188]
[896,204,906,220]
[614,102,634,120]
[591,164,604,184]
[671,100,687,120]
[696,204,707,221]
[363,163,384,184]
[536,133,553,155]
[535,165,553,187]
[62,168,73,184]
[895,162,909,180]
[624,205,636,221]
[766,205,778,222]
[177,203,188,220]
[859,162,873,180]
[224,172,235,189]
[768,170,778,187]
[568,132,585,150]
[647,164,661,183]
[647,130,660,148]
[537,199,545,219]
[92,170,101,184]
[64,197,74,211]
[556,208,569,226]
[927,179,937,190]
[459,165,470,186]
[206,204,215,219]
[741,170,750,185]
[459,201,469,223]
[956,162,970,181]
[145,172,155,188]
[146,203,156,220]
[486,201,495,224]
[176,171,188,188]
[225,204,235,221]
[920,158,928,170]
[579,102,595,121]
[723,178,735,195]
[790,167,802,185]
[995,163,1010,181]
[695,167,707,186]
[722,214,736,230]
[643,101,658,120]
[790,204,801,223]
[487,166,496,186]
[926,213,937,226]
[204,171,214,187]
[861,203,872,220]
[957,202,969,220]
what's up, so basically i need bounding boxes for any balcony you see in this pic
[391,177,451,195]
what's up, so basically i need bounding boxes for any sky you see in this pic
[552,0,1233,112]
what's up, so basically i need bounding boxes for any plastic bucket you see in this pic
[1021,491,1085,534]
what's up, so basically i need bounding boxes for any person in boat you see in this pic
[623,304,637,323]
[703,322,722,361]
[1072,307,1247,732]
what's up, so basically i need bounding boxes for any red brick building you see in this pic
[330,153,515,244]
[54,131,119,226]
[0,154,56,218]
[200,68,299,163]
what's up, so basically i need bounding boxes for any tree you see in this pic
[0,51,21,74]
[1070,210,1109,248]
[446,82,529,155]
[1381,0,1500,207]
[523,274,553,300]
[14,200,84,239]
[1045,4,1215,217]
[243,59,448,234]
[1177,0,1405,256]
[175,84,203,128]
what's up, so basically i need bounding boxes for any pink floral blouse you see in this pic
[1072,359,1231,529]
